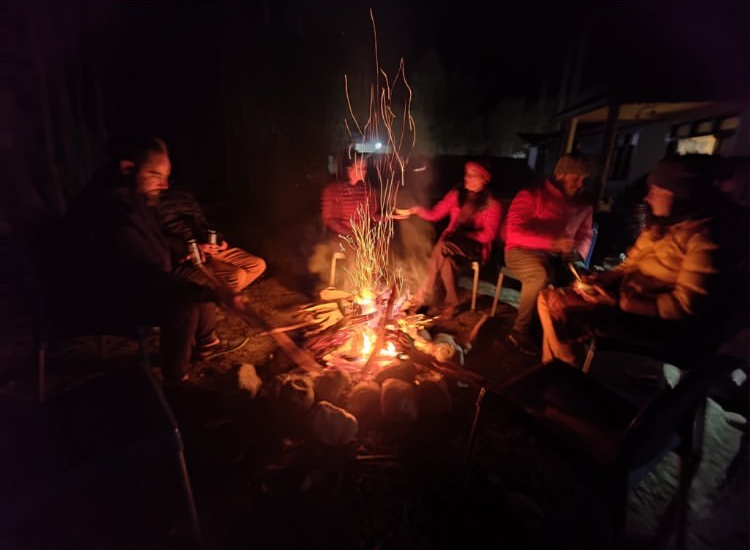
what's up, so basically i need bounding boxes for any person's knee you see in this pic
[521,270,548,292]
[255,257,267,276]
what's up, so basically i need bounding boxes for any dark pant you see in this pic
[126,284,217,382]
[420,237,480,307]
[505,248,573,335]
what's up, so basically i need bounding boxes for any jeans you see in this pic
[504,248,557,335]
[418,239,477,307]
[128,283,217,382]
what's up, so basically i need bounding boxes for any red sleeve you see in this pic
[414,189,458,222]
[321,183,348,235]
[473,199,502,246]
[505,189,554,249]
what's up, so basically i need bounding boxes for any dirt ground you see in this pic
[1,201,747,550]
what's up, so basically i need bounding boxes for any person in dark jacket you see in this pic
[157,188,266,293]
[58,137,246,382]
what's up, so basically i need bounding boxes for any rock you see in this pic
[374,358,417,384]
[275,372,315,413]
[415,379,452,415]
[237,363,262,399]
[313,367,352,404]
[432,333,465,365]
[347,380,381,422]
[311,401,359,445]
[380,378,418,422]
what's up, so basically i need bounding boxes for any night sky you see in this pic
[4,1,749,225]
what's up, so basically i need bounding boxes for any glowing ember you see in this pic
[300,9,433,378]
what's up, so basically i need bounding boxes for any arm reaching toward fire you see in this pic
[390,207,416,220]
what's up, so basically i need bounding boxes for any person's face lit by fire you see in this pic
[129,151,171,204]
[464,165,489,193]
[645,183,674,217]
[555,172,587,198]
[346,159,367,186]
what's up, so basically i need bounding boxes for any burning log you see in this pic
[362,283,398,375]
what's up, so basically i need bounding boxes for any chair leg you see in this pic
[471,261,479,311]
[329,252,346,287]
[37,346,46,402]
[490,272,504,317]
[460,386,486,493]
[176,447,204,543]
[582,338,597,373]
[137,326,151,370]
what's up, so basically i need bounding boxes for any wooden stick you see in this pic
[195,262,323,372]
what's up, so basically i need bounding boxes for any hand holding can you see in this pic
[187,239,203,265]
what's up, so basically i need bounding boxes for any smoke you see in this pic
[307,238,354,292]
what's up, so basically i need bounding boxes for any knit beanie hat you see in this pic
[554,154,590,176]
[465,161,491,182]
[647,155,714,201]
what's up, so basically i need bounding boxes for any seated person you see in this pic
[396,160,501,319]
[320,153,379,239]
[537,155,721,367]
[502,153,594,354]
[309,152,380,290]
[56,137,247,383]
[157,187,266,293]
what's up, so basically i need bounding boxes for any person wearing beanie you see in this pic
[396,160,502,319]
[536,155,722,367]
[503,153,595,355]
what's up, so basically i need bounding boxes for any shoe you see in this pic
[195,335,250,360]
[439,305,457,320]
[179,366,218,382]
[196,331,221,349]
[507,330,540,356]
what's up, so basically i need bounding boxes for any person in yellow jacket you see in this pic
[536,155,721,366]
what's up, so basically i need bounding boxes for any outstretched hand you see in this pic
[389,207,415,220]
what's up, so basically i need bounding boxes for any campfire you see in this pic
[236,11,480,447]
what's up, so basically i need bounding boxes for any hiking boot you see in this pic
[507,330,540,356]
[196,331,221,349]
[195,334,250,360]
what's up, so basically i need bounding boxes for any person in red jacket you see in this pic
[504,153,594,354]
[396,160,502,319]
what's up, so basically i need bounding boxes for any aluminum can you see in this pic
[208,230,218,245]
[187,239,202,265]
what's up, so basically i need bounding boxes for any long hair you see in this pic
[457,184,492,209]
[458,159,493,208]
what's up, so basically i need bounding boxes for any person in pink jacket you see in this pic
[504,154,594,354]
[396,161,502,319]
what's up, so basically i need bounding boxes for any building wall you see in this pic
[629,121,672,180]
